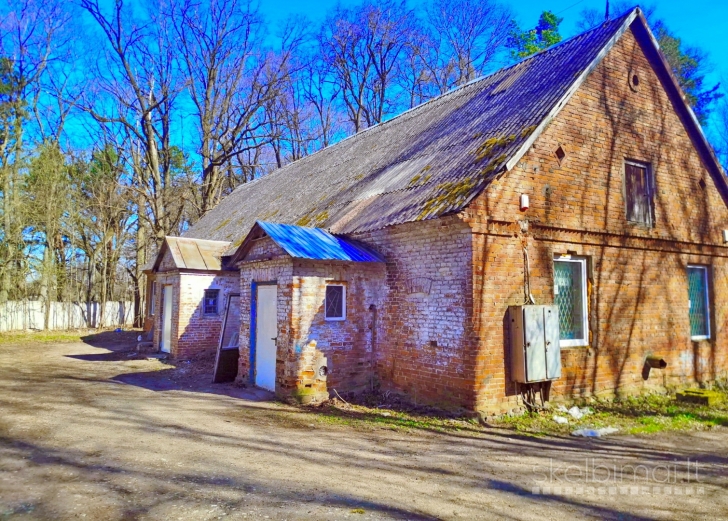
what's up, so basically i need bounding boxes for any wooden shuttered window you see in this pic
[625,162,653,225]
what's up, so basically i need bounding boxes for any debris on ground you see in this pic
[572,427,619,437]
[556,404,593,420]
[552,415,569,425]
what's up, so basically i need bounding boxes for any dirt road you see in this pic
[1,333,727,520]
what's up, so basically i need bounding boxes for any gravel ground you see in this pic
[1,333,727,520]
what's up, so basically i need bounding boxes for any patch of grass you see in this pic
[493,390,728,436]
[0,331,87,345]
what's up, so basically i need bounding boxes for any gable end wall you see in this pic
[464,27,728,412]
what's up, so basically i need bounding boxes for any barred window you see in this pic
[325,285,346,320]
[687,266,710,339]
[204,289,220,315]
[554,257,589,347]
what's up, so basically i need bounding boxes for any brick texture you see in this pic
[151,248,239,359]
[463,28,728,412]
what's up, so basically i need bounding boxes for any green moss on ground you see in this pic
[494,390,728,436]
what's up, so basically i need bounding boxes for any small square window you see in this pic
[325,285,346,321]
[625,161,654,226]
[687,266,710,339]
[204,289,220,315]
[554,257,589,347]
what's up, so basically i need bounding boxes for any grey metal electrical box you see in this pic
[508,305,562,383]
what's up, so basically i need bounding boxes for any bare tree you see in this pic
[78,0,191,326]
[320,0,413,132]
[78,0,185,242]
[300,54,343,148]
[172,0,305,217]
[423,0,514,92]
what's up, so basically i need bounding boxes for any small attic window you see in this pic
[628,71,641,92]
[555,145,566,164]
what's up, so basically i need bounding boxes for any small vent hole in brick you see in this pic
[429,340,437,347]
[632,74,640,87]
[699,178,706,190]
[555,146,566,163]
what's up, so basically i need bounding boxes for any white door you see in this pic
[161,285,172,353]
[255,284,278,391]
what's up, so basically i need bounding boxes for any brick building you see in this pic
[146,9,728,413]
[145,237,238,359]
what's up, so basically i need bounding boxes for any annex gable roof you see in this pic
[149,237,232,272]
[233,221,384,265]
[184,7,727,258]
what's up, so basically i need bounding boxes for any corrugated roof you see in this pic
[183,10,647,256]
[153,237,232,271]
[238,222,384,263]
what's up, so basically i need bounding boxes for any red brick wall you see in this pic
[235,226,474,409]
[352,217,477,410]
[175,272,239,359]
[290,259,386,394]
[464,27,728,412]
[236,237,387,400]
[151,248,239,359]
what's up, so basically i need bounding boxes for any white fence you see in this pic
[0,301,135,332]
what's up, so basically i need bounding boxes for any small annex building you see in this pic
[145,9,728,413]
[145,237,237,358]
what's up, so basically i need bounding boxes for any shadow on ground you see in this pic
[80,330,139,350]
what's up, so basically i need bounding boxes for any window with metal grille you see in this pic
[554,257,588,347]
[325,285,346,321]
[625,161,653,225]
[204,289,220,315]
[687,266,710,339]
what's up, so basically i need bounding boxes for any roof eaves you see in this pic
[504,8,640,173]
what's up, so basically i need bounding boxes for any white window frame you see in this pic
[554,256,589,348]
[324,284,347,321]
[687,265,711,340]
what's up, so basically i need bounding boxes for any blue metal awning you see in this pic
[256,221,384,263]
